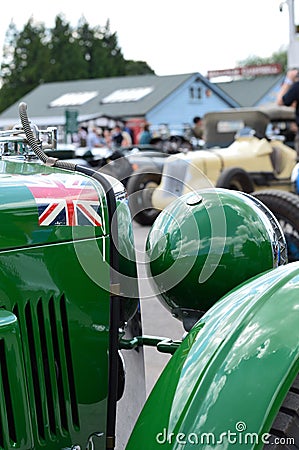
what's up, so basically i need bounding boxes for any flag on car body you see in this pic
[22,174,103,226]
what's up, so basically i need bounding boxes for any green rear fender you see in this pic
[127,262,299,449]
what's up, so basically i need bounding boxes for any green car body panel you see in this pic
[127,262,299,449]
[0,159,139,449]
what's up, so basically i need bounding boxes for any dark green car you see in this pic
[0,103,298,449]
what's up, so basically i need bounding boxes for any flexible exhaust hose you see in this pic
[18,102,77,171]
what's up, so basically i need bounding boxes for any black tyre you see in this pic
[216,167,254,193]
[126,166,162,226]
[263,374,299,449]
[97,156,133,187]
[252,190,299,262]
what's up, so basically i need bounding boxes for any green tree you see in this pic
[76,17,95,77]
[238,48,288,72]
[0,18,50,111]
[1,20,18,80]
[93,20,127,77]
[77,18,154,77]
[46,14,88,82]
[76,18,129,78]
[0,14,155,113]
[124,60,155,76]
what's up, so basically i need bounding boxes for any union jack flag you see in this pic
[23,174,104,227]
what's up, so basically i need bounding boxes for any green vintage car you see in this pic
[0,103,298,449]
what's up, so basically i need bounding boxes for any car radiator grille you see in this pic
[0,294,80,448]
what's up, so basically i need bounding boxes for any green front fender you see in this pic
[127,262,299,449]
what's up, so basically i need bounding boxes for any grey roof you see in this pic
[215,74,283,107]
[0,72,239,127]
[0,72,283,128]
[0,74,195,126]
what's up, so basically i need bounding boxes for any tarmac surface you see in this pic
[132,221,184,395]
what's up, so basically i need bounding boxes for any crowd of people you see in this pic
[74,123,136,150]
[72,117,204,151]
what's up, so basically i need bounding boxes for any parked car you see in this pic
[126,106,299,260]
[153,106,297,208]
[203,105,298,150]
[127,106,298,225]
[2,102,299,449]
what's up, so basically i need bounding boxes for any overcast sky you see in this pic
[0,0,293,76]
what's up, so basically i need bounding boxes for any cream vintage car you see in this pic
[128,106,299,261]
[152,106,297,210]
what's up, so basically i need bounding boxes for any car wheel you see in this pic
[263,373,299,448]
[216,167,254,193]
[252,190,299,262]
[126,166,161,226]
[97,157,133,187]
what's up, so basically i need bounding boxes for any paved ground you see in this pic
[132,221,184,395]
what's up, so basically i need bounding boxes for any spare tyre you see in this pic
[252,190,299,262]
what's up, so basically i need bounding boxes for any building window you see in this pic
[101,87,153,103]
[189,85,202,101]
[49,91,98,107]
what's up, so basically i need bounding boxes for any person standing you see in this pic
[87,127,105,150]
[77,126,88,147]
[192,116,204,139]
[111,125,124,148]
[103,129,112,148]
[138,123,152,145]
[277,68,299,159]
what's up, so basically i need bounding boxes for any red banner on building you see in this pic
[207,63,282,79]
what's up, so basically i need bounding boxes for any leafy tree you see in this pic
[75,18,123,78]
[88,20,127,77]
[0,15,155,112]
[238,48,288,72]
[76,17,95,77]
[0,17,50,112]
[46,14,88,82]
[124,60,155,76]
[1,20,18,80]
